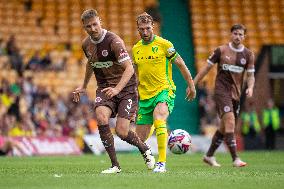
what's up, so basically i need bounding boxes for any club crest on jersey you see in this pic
[224,106,231,112]
[152,46,158,53]
[102,50,108,57]
[95,97,102,103]
[240,58,246,65]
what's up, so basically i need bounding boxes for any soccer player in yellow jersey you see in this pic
[132,12,196,173]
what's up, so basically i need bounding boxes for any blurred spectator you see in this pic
[262,99,280,150]
[21,112,36,136]
[40,52,52,69]
[6,35,24,76]
[7,95,21,121]
[52,57,67,71]
[26,51,41,71]
[54,24,59,35]
[23,0,33,12]
[64,41,72,51]
[36,16,43,27]
[240,102,262,150]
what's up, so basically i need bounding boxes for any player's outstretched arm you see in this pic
[73,61,92,102]
[173,56,196,101]
[193,63,213,86]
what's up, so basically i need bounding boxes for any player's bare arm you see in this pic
[193,63,213,86]
[173,56,196,101]
[101,60,134,98]
[73,60,93,102]
[246,51,255,98]
[246,72,255,98]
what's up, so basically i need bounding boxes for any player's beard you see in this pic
[232,39,241,48]
[91,32,100,40]
[143,33,153,42]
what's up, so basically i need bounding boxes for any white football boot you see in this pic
[203,155,221,167]
[101,166,121,174]
[233,158,247,167]
[142,149,155,170]
[153,162,166,173]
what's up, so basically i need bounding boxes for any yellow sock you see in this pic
[154,120,167,163]
[145,125,155,141]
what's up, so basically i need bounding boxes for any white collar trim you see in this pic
[90,29,107,44]
[229,42,244,52]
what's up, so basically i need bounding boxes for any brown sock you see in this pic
[206,130,224,157]
[98,124,119,168]
[224,132,238,161]
[119,130,148,154]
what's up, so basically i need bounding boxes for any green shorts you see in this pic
[136,90,175,125]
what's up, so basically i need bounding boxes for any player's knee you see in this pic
[96,113,109,125]
[223,116,235,132]
[154,108,169,120]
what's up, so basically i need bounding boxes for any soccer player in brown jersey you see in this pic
[194,24,255,167]
[73,9,155,174]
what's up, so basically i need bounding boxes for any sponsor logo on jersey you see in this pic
[102,50,108,57]
[91,61,113,68]
[222,64,244,73]
[240,58,246,65]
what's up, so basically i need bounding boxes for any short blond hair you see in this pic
[136,12,153,25]
[81,9,99,22]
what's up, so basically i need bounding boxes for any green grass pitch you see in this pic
[0,151,284,189]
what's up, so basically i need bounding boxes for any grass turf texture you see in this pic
[0,151,284,189]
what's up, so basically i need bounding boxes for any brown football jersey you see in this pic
[208,43,255,100]
[82,29,137,91]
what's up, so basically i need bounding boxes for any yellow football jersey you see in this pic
[132,35,178,100]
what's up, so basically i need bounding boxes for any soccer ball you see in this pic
[168,129,192,154]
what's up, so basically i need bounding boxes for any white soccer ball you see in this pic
[168,129,192,154]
